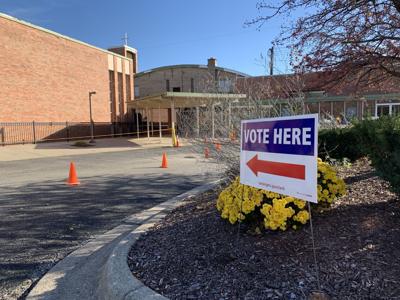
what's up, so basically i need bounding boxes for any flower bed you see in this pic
[217,159,346,231]
[128,159,400,299]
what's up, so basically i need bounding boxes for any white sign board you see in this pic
[240,114,318,203]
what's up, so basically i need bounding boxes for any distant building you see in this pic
[129,58,248,128]
[133,58,400,124]
[0,12,137,123]
[131,67,400,139]
[133,58,249,98]
[237,72,400,120]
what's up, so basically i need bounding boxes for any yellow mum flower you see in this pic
[217,163,346,231]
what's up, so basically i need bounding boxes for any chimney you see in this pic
[207,57,217,68]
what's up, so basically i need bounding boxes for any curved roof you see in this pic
[135,64,250,78]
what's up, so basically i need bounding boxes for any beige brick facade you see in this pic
[132,59,248,124]
[134,58,248,98]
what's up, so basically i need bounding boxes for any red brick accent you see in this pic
[0,16,132,123]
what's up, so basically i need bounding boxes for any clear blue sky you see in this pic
[1,0,294,76]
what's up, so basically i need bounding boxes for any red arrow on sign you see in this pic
[246,154,306,180]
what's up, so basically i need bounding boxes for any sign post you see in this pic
[240,114,321,291]
[240,114,318,203]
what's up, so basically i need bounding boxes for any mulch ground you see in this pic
[128,159,400,300]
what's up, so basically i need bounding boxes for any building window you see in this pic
[109,71,115,120]
[166,79,170,92]
[393,104,400,116]
[341,100,357,120]
[127,51,137,73]
[346,106,357,119]
[218,79,232,93]
[191,78,194,92]
[118,72,124,117]
[134,86,140,98]
[126,75,131,101]
[173,87,181,92]
[376,102,400,117]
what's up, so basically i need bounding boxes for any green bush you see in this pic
[355,116,400,194]
[316,117,400,194]
[318,127,365,161]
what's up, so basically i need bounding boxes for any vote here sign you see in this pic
[240,114,318,203]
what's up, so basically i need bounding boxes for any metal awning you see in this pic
[127,92,247,109]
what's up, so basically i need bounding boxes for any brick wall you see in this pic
[134,66,242,98]
[132,65,246,124]
[0,15,132,123]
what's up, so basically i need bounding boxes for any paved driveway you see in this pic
[0,147,218,299]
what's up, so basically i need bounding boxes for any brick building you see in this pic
[132,64,400,139]
[134,57,248,98]
[0,13,137,124]
[130,58,248,127]
[133,57,400,125]
[237,72,400,120]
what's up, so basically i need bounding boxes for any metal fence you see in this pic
[0,121,170,146]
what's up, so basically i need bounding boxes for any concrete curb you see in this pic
[97,180,221,300]
[26,180,221,300]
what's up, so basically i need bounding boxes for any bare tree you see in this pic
[177,74,308,179]
[247,1,400,89]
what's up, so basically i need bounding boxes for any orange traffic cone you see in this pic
[161,152,168,168]
[204,147,210,159]
[176,135,180,147]
[67,162,80,185]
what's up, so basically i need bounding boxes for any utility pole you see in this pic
[268,46,274,76]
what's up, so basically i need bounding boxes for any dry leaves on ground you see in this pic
[128,159,400,300]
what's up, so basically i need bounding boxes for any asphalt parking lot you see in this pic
[0,146,218,299]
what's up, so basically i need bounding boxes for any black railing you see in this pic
[0,121,170,146]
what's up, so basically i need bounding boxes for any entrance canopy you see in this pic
[127,92,247,109]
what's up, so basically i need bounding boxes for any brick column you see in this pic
[112,57,118,123]
[121,60,126,122]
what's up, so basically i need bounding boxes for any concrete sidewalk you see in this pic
[0,137,174,162]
